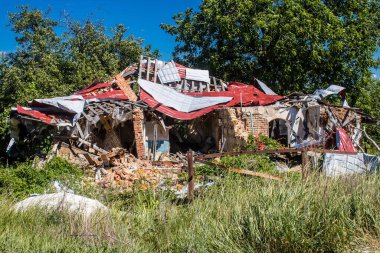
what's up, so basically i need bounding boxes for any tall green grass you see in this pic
[0,173,379,252]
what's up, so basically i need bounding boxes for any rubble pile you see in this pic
[57,146,182,191]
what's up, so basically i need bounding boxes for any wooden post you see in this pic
[187,150,195,202]
[301,149,308,180]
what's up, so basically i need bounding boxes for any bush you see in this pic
[0,157,83,198]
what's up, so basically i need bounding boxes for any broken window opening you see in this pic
[269,118,289,146]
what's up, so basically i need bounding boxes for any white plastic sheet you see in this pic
[323,153,379,176]
[138,79,232,112]
[31,95,86,125]
[313,84,349,107]
[185,68,210,83]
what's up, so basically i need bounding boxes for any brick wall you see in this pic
[132,108,145,159]
[241,111,269,137]
[216,107,270,151]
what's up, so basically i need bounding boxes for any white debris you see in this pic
[52,180,74,193]
[174,182,215,198]
[275,162,290,172]
[13,192,107,217]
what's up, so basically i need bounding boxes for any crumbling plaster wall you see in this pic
[319,106,362,146]
[216,106,296,151]
[218,105,306,151]
[183,113,220,151]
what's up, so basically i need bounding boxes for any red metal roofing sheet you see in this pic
[16,105,54,124]
[75,83,112,95]
[336,127,356,152]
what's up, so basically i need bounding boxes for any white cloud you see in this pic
[372,73,378,79]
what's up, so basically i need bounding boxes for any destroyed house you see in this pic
[7,56,374,163]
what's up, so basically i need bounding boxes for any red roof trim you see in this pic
[16,105,54,124]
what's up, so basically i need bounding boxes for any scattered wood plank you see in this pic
[195,158,283,181]
[100,154,110,167]
[83,153,100,166]
[227,167,284,181]
[81,111,94,123]
[77,137,107,154]
[87,106,100,116]
[95,103,112,114]
[75,122,85,139]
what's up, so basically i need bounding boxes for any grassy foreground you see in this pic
[0,171,379,252]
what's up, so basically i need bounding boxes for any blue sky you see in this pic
[0,0,201,60]
[0,0,379,78]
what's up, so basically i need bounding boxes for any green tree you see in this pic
[356,76,380,146]
[162,0,380,99]
[0,5,158,159]
[60,20,158,90]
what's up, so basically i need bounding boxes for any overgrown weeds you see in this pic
[0,172,379,252]
[0,157,83,198]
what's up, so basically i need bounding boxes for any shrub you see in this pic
[0,157,83,198]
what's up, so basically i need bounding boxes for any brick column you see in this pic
[132,108,145,159]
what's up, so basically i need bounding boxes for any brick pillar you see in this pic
[132,108,145,159]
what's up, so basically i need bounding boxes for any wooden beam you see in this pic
[154,59,158,83]
[149,103,162,112]
[83,153,102,166]
[220,80,226,91]
[87,106,101,116]
[138,55,143,79]
[81,111,94,123]
[77,137,107,154]
[187,151,195,202]
[213,76,218,91]
[115,74,138,102]
[75,122,85,139]
[146,57,151,81]
[206,81,210,92]
[196,158,283,181]
[94,103,111,114]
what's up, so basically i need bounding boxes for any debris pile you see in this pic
[57,146,182,191]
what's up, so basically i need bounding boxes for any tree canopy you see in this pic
[0,5,158,154]
[162,0,380,97]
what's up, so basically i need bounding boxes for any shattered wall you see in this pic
[215,106,298,151]
[180,113,220,153]
[212,105,362,152]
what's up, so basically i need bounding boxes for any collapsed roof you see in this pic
[8,55,376,160]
